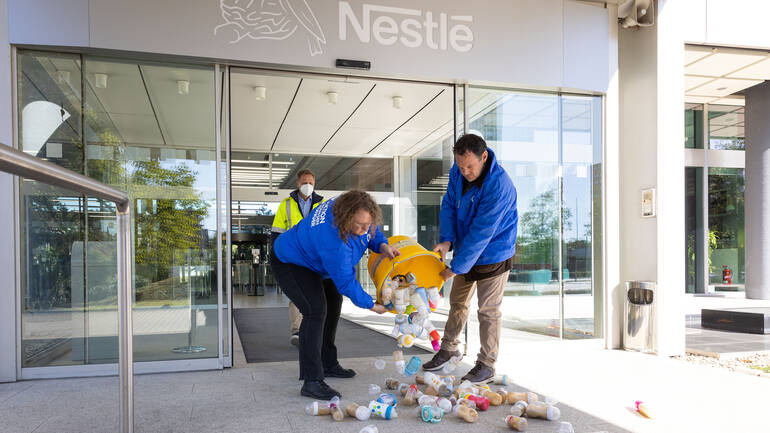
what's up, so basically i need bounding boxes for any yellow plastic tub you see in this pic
[368,235,447,311]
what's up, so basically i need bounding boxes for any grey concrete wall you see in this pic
[0,0,18,382]
[745,81,770,300]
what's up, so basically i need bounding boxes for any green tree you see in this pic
[517,186,573,267]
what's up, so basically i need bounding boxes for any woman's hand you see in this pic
[370,303,387,314]
[379,243,401,260]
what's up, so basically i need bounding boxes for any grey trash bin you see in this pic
[623,281,655,353]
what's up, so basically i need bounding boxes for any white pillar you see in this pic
[604,3,621,349]
[745,81,770,300]
[0,0,19,382]
[618,0,685,356]
[396,156,417,240]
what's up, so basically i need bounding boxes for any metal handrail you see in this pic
[0,143,134,433]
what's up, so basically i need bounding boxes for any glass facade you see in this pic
[19,50,219,367]
[465,88,603,339]
[15,50,604,374]
[708,168,745,286]
[684,103,746,293]
[708,104,744,150]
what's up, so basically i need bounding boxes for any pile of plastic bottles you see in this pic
[305,362,570,433]
[380,272,442,351]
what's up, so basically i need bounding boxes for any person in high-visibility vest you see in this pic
[271,169,324,346]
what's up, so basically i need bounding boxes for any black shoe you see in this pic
[422,349,462,371]
[300,380,341,399]
[461,362,495,384]
[324,364,356,378]
[289,333,299,346]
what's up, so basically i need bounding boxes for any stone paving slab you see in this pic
[0,354,628,433]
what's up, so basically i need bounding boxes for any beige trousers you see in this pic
[289,301,303,335]
[440,271,508,368]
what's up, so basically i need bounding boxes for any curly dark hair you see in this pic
[332,190,383,240]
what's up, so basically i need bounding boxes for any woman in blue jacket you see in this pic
[271,190,399,399]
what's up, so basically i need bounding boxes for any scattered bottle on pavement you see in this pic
[346,402,371,421]
[393,350,405,375]
[329,396,344,421]
[304,401,331,416]
[420,404,444,423]
[374,359,386,370]
[384,377,400,390]
[526,401,561,421]
[494,374,511,386]
[453,404,479,423]
[510,400,528,417]
[369,400,398,419]
[376,393,398,408]
[404,355,422,376]
[504,414,528,431]
[359,425,378,433]
[635,400,652,418]
[557,421,575,433]
[368,384,381,396]
[397,334,415,348]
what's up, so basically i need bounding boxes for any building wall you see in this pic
[684,0,770,49]
[1,0,618,379]
[617,0,685,356]
[0,0,18,382]
[8,0,611,93]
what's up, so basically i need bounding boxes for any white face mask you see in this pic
[299,183,314,197]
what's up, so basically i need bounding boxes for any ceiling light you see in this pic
[392,95,403,109]
[254,86,266,101]
[177,80,190,95]
[56,70,70,85]
[327,91,339,104]
[94,73,108,89]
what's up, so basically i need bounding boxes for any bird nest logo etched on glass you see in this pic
[215,0,327,56]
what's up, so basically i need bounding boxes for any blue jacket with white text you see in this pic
[273,197,386,309]
[439,148,518,275]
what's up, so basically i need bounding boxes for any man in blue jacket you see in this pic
[423,134,518,384]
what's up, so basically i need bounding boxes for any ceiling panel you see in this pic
[685,75,714,91]
[688,77,763,98]
[230,70,300,152]
[371,88,453,156]
[684,95,716,104]
[84,60,163,145]
[107,113,165,146]
[730,56,770,80]
[322,81,447,155]
[142,65,215,149]
[685,48,767,77]
[710,96,745,106]
[685,46,713,65]
[272,76,375,153]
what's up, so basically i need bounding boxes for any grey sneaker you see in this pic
[422,349,462,371]
[289,333,299,346]
[461,362,495,384]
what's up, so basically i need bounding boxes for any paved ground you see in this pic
[0,355,625,433]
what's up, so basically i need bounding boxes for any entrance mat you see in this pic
[234,307,430,363]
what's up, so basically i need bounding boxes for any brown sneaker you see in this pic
[422,349,462,371]
[461,361,495,384]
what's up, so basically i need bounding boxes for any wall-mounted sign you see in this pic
[9,0,611,92]
[642,188,656,218]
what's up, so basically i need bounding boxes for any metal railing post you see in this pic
[117,203,134,433]
[0,143,134,432]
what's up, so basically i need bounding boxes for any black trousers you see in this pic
[270,254,342,381]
